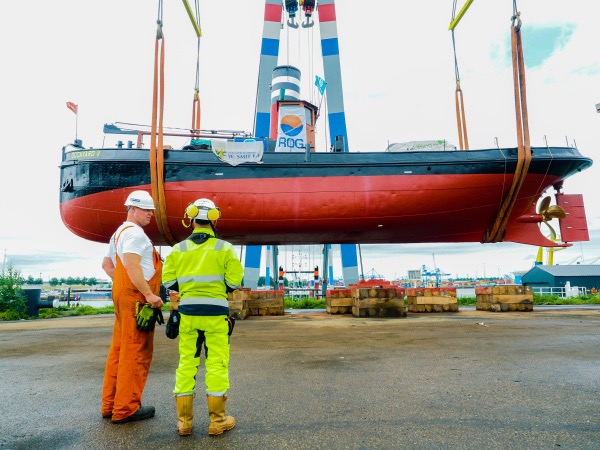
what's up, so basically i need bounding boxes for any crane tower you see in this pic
[242,0,360,289]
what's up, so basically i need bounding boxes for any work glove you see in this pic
[154,307,165,326]
[165,310,180,339]
[136,304,158,332]
[226,316,235,336]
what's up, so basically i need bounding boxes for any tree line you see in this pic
[25,276,100,286]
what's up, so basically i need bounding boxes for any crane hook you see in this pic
[285,0,299,28]
[301,16,314,28]
[287,17,299,28]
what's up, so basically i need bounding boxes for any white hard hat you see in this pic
[124,190,155,210]
[185,198,220,221]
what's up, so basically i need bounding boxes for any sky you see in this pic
[1,0,599,283]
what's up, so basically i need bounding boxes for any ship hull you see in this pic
[59,146,592,246]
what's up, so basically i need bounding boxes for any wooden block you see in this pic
[408,304,423,313]
[232,290,250,301]
[410,296,457,305]
[229,308,249,320]
[326,305,352,314]
[476,299,533,312]
[351,297,406,318]
[440,288,457,297]
[493,286,507,295]
[491,294,533,304]
[327,297,353,307]
[248,298,284,309]
[354,298,404,308]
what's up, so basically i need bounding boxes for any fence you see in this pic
[530,286,587,298]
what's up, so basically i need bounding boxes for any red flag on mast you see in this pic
[66,101,78,114]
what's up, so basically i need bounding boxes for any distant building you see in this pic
[521,265,600,290]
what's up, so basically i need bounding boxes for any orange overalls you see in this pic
[101,228,162,421]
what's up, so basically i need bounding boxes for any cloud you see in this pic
[522,24,575,68]
[6,252,72,268]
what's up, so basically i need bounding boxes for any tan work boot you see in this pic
[207,394,236,436]
[175,394,194,436]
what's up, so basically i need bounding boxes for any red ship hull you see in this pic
[59,145,592,247]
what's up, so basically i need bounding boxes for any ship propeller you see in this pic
[534,196,567,265]
[516,195,567,224]
[537,196,566,222]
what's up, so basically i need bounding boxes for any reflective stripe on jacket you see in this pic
[162,228,244,316]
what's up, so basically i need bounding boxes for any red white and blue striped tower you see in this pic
[254,0,283,140]
[244,0,283,289]
[244,0,359,290]
[317,0,358,285]
[317,0,348,151]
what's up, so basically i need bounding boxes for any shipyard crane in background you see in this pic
[244,0,359,289]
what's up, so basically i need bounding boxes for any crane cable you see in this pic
[150,0,176,246]
[451,1,469,150]
[484,2,532,243]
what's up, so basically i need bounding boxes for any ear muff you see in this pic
[185,204,199,219]
[183,203,220,224]
[207,208,221,221]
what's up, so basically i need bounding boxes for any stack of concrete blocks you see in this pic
[476,285,534,311]
[406,287,459,312]
[325,288,354,314]
[227,288,250,320]
[351,286,407,318]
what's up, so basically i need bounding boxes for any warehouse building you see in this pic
[521,265,600,291]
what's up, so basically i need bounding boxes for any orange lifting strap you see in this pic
[455,82,469,150]
[149,14,177,246]
[450,1,470,150]
[192,88,201,136]
[483,9,532,243]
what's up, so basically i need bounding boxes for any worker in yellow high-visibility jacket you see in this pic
[162,198,244,437]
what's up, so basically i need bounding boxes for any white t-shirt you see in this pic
[106,222,156,280]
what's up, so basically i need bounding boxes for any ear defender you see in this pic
[207,208,221,221]
[182,203,220,227]
[181,203,198,228]
[185,204,199,219]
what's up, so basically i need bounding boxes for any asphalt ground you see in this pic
[0,307,599,450]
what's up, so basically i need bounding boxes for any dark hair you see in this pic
[194,219,211,225]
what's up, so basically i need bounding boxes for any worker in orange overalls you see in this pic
[100,190,164,423]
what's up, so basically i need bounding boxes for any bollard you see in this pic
[23,287,55,316]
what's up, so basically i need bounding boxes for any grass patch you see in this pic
[37,305,114,319]
[534,294,600,305]
[284,297,326,309]
[457,297,476,305]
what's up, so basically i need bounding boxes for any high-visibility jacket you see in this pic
[162,228,244,316]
